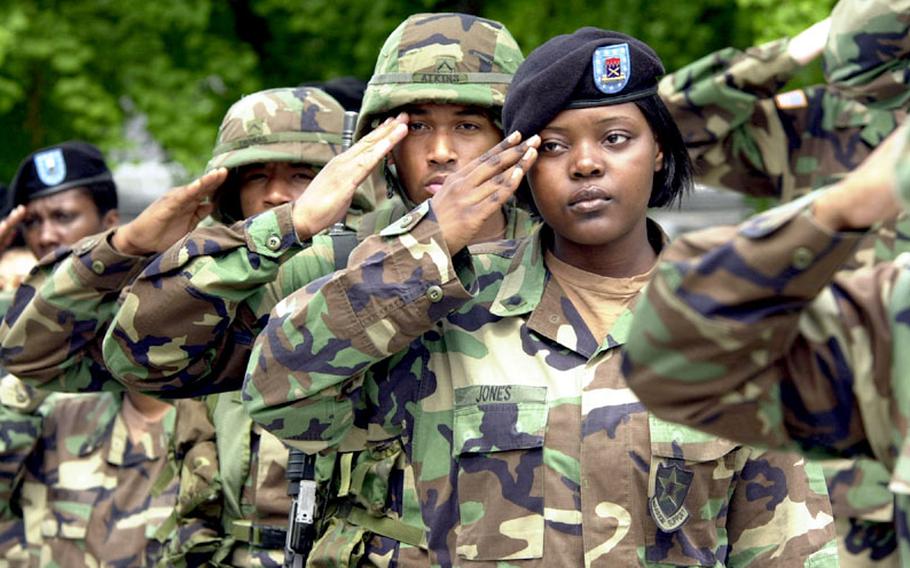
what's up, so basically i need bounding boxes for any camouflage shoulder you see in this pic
[0,375,49,414]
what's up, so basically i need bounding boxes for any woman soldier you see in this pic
[244,29,837,566]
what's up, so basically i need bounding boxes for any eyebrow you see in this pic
[403,107,489,119]
[542,115,637,133]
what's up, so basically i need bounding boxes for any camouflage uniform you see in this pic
[103,14,532,567]
[824,0,910,112]
[0,389,208,567]
[659,5,908,562]
[0,375,49,567]
[0,88,357,566]
[241,199,837,567]
[659,35,903,204]
[622,127,910,566]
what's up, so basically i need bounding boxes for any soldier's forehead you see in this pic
[27,187,95,212]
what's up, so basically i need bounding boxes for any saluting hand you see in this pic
[111,168,228,256]
[0,205,27,255]
[292,114,410,241]
[433,131,540,254]
[787,17,831,66]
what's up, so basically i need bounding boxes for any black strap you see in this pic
[331,230,359,270]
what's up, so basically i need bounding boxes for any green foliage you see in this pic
[0,1,258,181]
[735,0,836,43]
[0,0,842,184]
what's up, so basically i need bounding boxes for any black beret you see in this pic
[503,28,665,138]
[10,141,114,207]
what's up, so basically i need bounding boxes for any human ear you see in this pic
[654,137,664,172]
[102,210,119,230]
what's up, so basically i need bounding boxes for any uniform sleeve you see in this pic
[0,230,150,393]
[157,398,225,564]
[623,191,896,464]
[725,448,839,566]
[0,377,51,562]
[824,0,910,110]
[659,38,801,198]
[242,201,476,451]
[102,203,333,397]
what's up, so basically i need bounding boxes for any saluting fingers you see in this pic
[176,168,227,205]
[463,134,539,190]
[0,205,27,252]
[479,146,538,207]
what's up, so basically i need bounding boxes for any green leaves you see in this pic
[0,0,839,185]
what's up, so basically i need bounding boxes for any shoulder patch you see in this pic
[649,460,693,531]
[774,90,808,110]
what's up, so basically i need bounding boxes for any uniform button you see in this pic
[91,260,105,274]
[549,314,560,324]
[792,247,815,270]
[426,285,444,303]
[399,214,413,227]
[266,235,282,251]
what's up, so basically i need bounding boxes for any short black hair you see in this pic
[85,180,118,216]
[634,94,692,208]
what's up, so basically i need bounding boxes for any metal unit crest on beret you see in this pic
[593,44,631,95]
[34,149,66,187]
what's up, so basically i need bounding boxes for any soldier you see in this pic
[101,14,534,566]
[0,88,374,566]
[243,27,838,566]
[659,1,908,562]
[660,9,902,204]
[622,122,910,565]
[0,141,218,566]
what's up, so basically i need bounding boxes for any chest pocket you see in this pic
[645,415,739,567]
[452,385,548,562]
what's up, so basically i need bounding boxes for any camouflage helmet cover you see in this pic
[356,13,524,139]
[206,87,345,172]
[205,87,375,223]
[824,0,910,109]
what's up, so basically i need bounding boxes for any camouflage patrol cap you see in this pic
[824,0,910,109]
[206,87,345,173]
[356,13,524,139]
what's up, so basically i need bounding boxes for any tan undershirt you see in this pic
[545,251,656,343]
[121,394,170,445]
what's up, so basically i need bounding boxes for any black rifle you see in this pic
[284,110,359,568]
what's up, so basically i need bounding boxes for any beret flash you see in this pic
[503,28,665,138]
[10,141,114,208]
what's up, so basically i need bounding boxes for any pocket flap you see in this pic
[453,385,547,455]
[649,414,738,461]
[41,517,87,539]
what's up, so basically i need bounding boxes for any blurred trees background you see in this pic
[0,0,835,182]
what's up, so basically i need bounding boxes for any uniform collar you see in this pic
[491,219,668,358]
[107,395,175,466]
